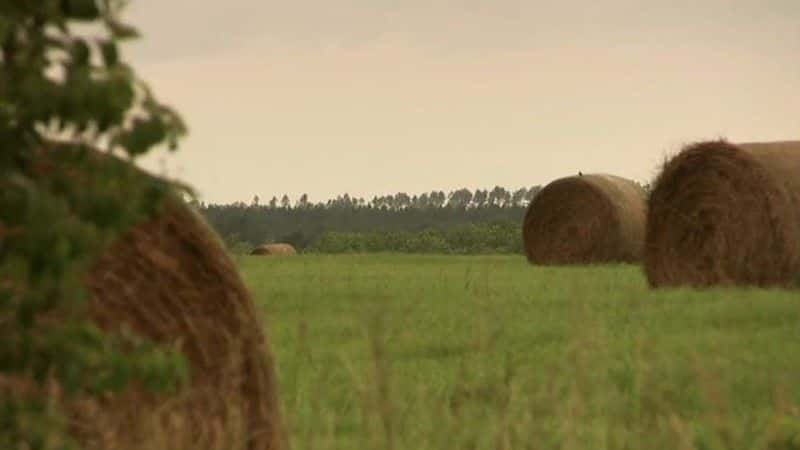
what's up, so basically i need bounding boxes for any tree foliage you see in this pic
[201,186,540,253]
[0,1,187,448]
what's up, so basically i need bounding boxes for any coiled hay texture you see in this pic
[25,145,286,450]
[645,140,800,288]
[251,243,297,256]
[522,174,646,265]
[84,198,286,450]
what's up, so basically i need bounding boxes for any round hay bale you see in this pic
[21,146,287,449]
[645,140,800,288]
[83,198,286,450]
[522,173,646,265]
[251,243,297,256]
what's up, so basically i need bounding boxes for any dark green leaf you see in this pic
[99,40,118,67]
[117,116,167,156]
[107,19,140,40]
[62,0,100,20]
[70,39,90,66]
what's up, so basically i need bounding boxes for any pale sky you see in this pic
[127,0,800,204]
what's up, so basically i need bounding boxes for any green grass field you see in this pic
[239,254,800,450]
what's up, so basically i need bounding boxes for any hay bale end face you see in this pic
[251,243,297,256]
[522,174,646,265]
[645,140,800,288]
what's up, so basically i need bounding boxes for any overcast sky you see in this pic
[126,0,800,204]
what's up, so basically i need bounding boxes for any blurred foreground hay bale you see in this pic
[83,198,286,450]
[251,243,297,256]
[522,174,646,265]
[645,140,800,288]
[16,145,287,450]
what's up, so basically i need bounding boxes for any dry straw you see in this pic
[84,197,286,450]
[251,243,297,256]
[522,174,646,265]
[19,146,287,450]
[645,140,800,288]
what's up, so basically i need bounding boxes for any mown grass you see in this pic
[239,254,800,450]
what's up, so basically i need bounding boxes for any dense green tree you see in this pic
[488,186,511,207]
[384,194,397,210]
[473,189,488,208]
[431,191,446,208]
[524,185,542,203]
[448,188,473,209]
[395,192,411,209]
[417,192,431,209]
[296,193,309,209]
[511,187,527,207]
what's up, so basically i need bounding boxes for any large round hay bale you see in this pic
[251,243,297,256]
[645,140,800,288]
[20,146,287,450]
[522,174,646,265]
[83,198,286,450]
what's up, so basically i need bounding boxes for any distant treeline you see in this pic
[197,186,541,253]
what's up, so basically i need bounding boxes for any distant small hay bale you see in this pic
[251,243,297,256]
[645,140,800,288]
[522,173,646,265]
[21,145,287,450]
